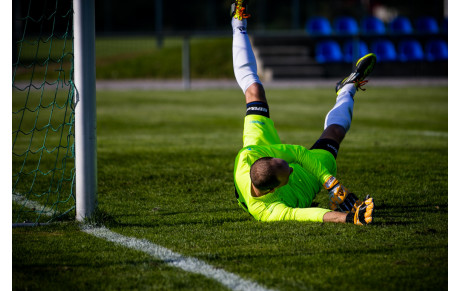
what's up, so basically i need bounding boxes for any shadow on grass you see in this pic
[373,202,447,226]
[377,202,447,213]
[109,217,252,229]
[91,206,252,229]
[90,200,447,229]
[158,207,242,216]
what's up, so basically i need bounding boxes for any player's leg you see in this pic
[232,0,281,147]
[311,53,377,157]
[318,83,356,145]
[231,0,266,105]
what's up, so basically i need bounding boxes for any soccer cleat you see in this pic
[231,0,250,20]
[335,53,377,94]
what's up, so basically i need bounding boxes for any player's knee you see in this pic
[321,124,346,145]
[329,124,347,137]
[245,82,266,104]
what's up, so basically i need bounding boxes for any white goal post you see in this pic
[74,0,97,221]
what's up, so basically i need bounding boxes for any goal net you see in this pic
[12,0,76,224]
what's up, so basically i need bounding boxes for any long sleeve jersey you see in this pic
[233,144,336,222]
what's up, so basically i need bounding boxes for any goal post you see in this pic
[74,0,97,222]
[12,0,97,224]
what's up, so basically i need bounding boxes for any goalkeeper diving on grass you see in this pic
[231,0,375,225]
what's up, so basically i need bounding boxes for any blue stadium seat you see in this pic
[333,16,359,35]
[415,16,439,34]
[370,39,397,62]
[315,40,343,63]
[361,16,386,35]
[306,17,332,35]
[343,40,369,63]
[398,40,424,62]
[425,40,448,61]
[389,16,413,34]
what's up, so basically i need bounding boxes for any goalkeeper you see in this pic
[231,0,375,225]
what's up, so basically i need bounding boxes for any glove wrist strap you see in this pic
[345,212,354,223]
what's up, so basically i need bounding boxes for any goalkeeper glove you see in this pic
[323,176,359,213]
[346,195,374,225]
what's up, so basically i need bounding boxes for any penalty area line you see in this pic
[82,225,276,291]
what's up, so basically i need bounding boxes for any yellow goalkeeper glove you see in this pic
[323,176,359,212]
[346,195,374,225]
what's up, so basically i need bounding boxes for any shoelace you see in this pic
[355,80,369,91]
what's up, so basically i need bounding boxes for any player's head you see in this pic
[250,157,293,193]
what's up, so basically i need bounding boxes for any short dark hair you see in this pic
[250,157,281,191]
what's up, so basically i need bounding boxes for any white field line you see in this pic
[82,225,275,291]
[12,193,54,215]
[13,193,275,291]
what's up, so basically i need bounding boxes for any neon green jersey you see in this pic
[233,115,337,222]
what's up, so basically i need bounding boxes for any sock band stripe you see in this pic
[246,101,269,118]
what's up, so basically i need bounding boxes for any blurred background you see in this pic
[93,0,447,33]
[12,0,448,82]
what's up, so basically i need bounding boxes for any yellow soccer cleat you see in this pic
[231,0,250,21]
[336,53,377,94]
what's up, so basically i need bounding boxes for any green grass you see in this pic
[13,86,448,290]
[12,85,75,223]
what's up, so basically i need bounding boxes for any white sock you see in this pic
[232,18,262,94]
[324,84,356,132]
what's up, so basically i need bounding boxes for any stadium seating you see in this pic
[315,40,343,63]
[361,16,386,35]
[389,16,413,34]
[425,40,448,61]
[333,16,359,35]
[415,16,439,34]
[306,17,332,35]
[302,15,445,66]
[371,39,397,61]
[343,40,369,62]
[398,39,424,61]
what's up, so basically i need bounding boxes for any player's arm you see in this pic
[259,145,358,212]
[323,195,375,224]
[323,211,347,223]
[323,176,361,212]
[258,144,370,214]
[258,144,334,183]
[252,199,374,225]
[321,195,375,224]
[322,176,377,222]
[253,202,331,222]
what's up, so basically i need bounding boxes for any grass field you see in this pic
[14,37,233,81]
[12,85,448,290]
